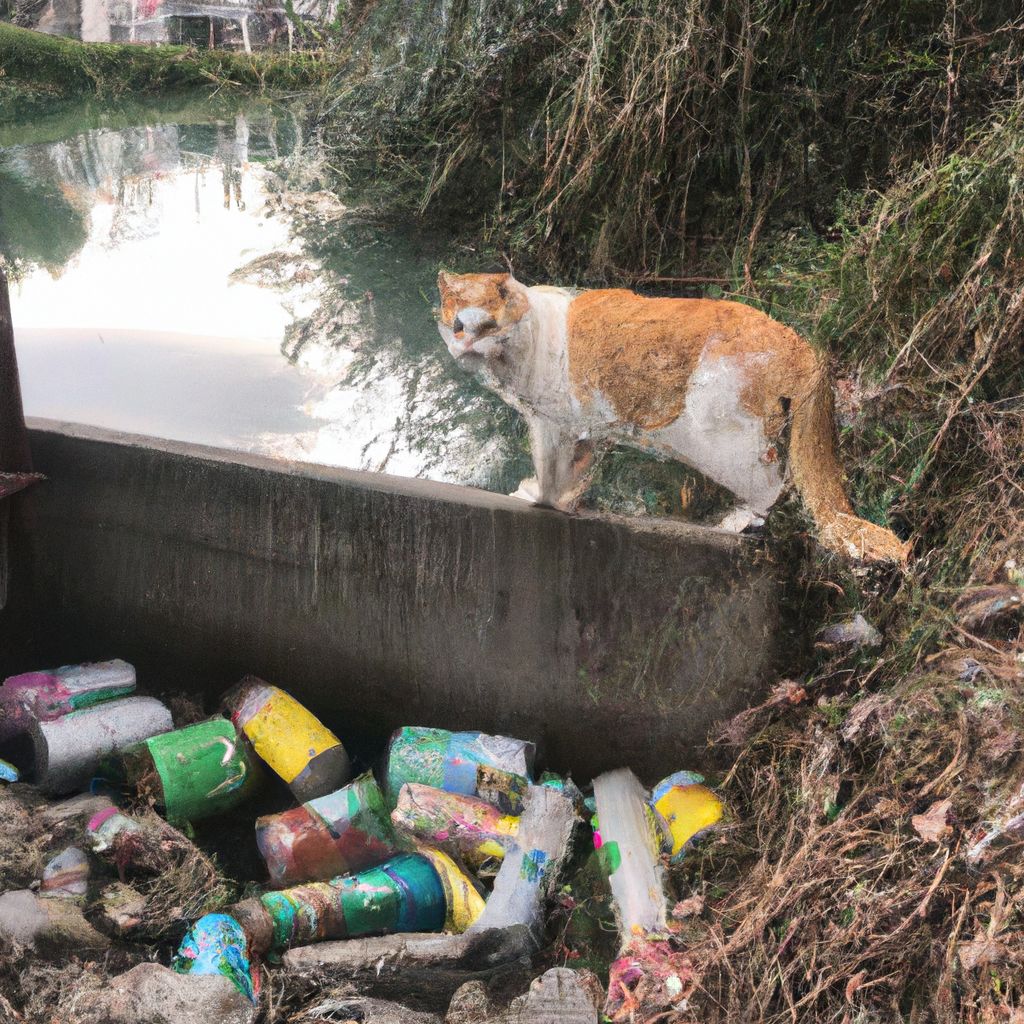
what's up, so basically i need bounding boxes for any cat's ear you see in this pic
[497,273,517,299]
[438,270,454,291]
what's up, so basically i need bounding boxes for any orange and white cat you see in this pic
[437,271,909,563]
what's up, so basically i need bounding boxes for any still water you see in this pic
[0,94,528,492]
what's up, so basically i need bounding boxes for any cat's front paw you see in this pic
[510,478,542,504]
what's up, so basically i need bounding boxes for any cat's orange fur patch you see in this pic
[566,290,816,434]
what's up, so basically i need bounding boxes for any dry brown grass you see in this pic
[669,638,1024,1024]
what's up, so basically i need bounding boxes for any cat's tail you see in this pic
[789,366,910,565]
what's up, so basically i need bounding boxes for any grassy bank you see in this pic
[0,22,334,97]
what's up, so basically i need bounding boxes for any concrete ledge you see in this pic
[1,419,782,781]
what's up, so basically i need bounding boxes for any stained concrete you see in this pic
[0,419,783,781]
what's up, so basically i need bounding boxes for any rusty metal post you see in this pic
[0,267,32,476]
[0,267,37,611]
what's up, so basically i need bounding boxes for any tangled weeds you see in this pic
[668,635,1024,1024]
[0,938,117,1024]
[95,809,236,941]
[0,786,52,894]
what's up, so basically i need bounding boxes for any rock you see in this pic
[0,889,48,945]
[40,846,89,897]
[92,881,149,937]
[815,613,882,651]
[444,970,602,1024]
[75,963,254,1024]
[446,981,491,1024]
[0,888,109,952]
[506,969,603,1023]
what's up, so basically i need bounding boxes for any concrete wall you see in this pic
[0,420,783,782]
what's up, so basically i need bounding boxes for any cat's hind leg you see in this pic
[653,353,786,530]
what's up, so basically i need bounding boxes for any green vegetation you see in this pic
[311,4,1024,1020]
[0,22,333,97]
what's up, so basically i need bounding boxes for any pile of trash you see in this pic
[0,660,724,1023]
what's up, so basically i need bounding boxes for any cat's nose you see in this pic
[453,315,465,335]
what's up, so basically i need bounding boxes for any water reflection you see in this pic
[0,96,526,490]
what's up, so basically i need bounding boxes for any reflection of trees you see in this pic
[0,108,286,274]
[0,164,88,272]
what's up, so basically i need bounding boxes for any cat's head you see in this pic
[436,271,529,361]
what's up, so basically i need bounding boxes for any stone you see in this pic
[0,888,109,952]
[505,969,603,1024]
[93,882,149,937]
[75,963,255,1024]
[443,970,602,1024]
[446,981,491,1024]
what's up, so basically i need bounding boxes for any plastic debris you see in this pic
[0,659,136,745]
[224,677,351,802]
[416,845,487,933]
[476,763,531,814]
[468,783,577,941]
[650,770,723,860]
[0,756,17,782]
[815,613,883,651]
[591,768,667,937]
[107,717,262,825]
[86,806,145,853]
[224,849,483,958]
[384,726,535,806]
[605,937,695,1022]
[592,769,705,1022]
[966,777,1024,866]
[40,846,90,898]
[256,773,396,886]
[392,782,520,868]
[173,912,258,1003]
[11,696,173,795]
[41,792,115,827]
[955,584,1024,631]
